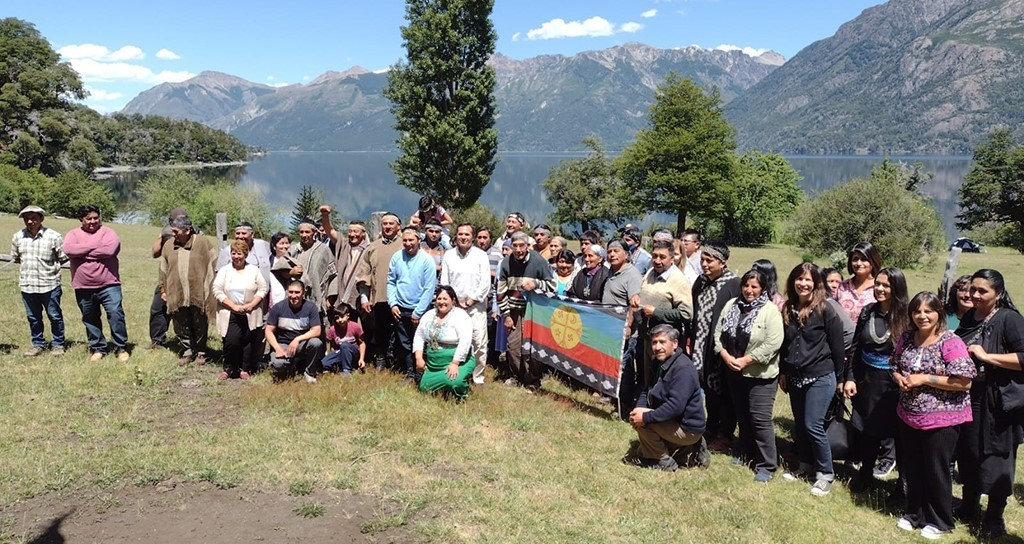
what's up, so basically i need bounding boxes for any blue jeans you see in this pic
[322,342,359,373]
[75,284,128,354]
[788,372,836,481]
[392,307,419,379]
[22,286,65,348]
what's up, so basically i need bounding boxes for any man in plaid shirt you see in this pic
[11,205,68,357]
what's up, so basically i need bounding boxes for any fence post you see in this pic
[937,247,962,303]
[216,213,228,249]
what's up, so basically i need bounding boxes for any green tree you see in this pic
[617,73,737,233]
[787,162,944,267]
[700,151,802,245]
[48,170,115,219]
[138,170,202,226]
[383,0,498,209]
[0,18,85,175]
[542,137,637,234]
[450,202,503,240]
[957,129,1024,252]
[291,185,325,234]
[0,164,53,213]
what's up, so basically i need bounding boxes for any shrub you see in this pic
[48,171,116,220]
[451,203,504,241]
[0,165,54,213]
[137,170,280,237]
[786,173,944,268]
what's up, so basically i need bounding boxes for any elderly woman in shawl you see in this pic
[273,218,335,316]
[713,268,784,482]
[160,216,218,365]
[567,243,609,302]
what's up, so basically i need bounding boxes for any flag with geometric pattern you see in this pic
[522,292,628,398]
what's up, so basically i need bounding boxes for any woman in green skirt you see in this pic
[414,285,475,398]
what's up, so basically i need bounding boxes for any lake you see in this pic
[107,152,972,239]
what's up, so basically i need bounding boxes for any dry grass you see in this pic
[0,214,1021,543]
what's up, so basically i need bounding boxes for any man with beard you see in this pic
[357,212,403,367]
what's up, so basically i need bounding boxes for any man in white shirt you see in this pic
[440,223,492,385]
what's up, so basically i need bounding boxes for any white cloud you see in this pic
[151,70,194,83]
[269,82,290,88]
[58,42,193,84]
[57,43,144,61]
[714,44,769,57]
[641,9,658,18]
[84,87,123,101]
[512,31,521,42]
[525,16,643,40]
[156,48,181,60]
[68,58,194,84]
[107,46,144,61]
[526,17,615,40]
[56,43,110,60]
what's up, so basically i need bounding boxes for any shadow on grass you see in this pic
[27,512,69,544]
[1015,482,1024,506]
[538,388,617,420]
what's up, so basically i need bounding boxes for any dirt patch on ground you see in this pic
[1,482,406,543]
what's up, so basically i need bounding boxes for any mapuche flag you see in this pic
[522,292,628,398]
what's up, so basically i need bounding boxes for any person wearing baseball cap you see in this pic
[12,205,69,357]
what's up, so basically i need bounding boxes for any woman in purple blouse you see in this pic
[892,292,975,540]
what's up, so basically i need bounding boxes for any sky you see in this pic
[7,0,886,113]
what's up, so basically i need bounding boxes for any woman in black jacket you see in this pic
[954,269,1024,538]
[567,244,608,302]
[779,263,847,497]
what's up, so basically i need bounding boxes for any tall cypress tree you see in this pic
[383,0,498,210]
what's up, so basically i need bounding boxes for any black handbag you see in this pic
[825,394,859,460]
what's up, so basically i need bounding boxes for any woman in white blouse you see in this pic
[213,240,268,380]
[414,285,475,398]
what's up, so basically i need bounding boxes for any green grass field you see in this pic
[0,214,1020,543]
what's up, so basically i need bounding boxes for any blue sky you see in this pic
[8,0,884,112]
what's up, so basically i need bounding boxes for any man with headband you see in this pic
[274,217,335,316]
[356,212,403,368]
[216,220,272,287]
[497,212,535,247]
[533,224,553,260]
[688,239,741,453]
[319,205,369,316]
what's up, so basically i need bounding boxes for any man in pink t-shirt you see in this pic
[62,205,129,362]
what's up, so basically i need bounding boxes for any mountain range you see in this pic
[121,43,783,152]
[121,0,1024,155]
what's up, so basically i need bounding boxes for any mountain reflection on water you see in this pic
[106,152,970,239]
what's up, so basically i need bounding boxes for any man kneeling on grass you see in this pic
[265,280,324,383]
[628,324,710,471]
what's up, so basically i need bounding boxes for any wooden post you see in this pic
[216,213,228,249]
[938,247,962,303]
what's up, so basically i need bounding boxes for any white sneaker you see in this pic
[920,525,950,540]
[782,464,810,481]
[303,372,317,384]
[896,516,915,532]
[810,478,832,496]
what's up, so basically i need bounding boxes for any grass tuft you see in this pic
[294,501,325,518]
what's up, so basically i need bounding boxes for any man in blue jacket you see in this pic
[387,226,438,382]
[628,324,709,471]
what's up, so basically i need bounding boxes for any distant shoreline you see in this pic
[93,161,249,178]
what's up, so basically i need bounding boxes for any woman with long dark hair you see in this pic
[843,267,909,493]
[893,292,974,539]
[835,241,883,322]
[954,269,1024,538]
[752,259,785,310]
[715,269,784,482]
[779,263,846,496]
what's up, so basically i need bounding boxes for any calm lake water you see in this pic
[108,152,972,239]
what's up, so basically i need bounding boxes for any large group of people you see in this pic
[9,200,1022,540]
